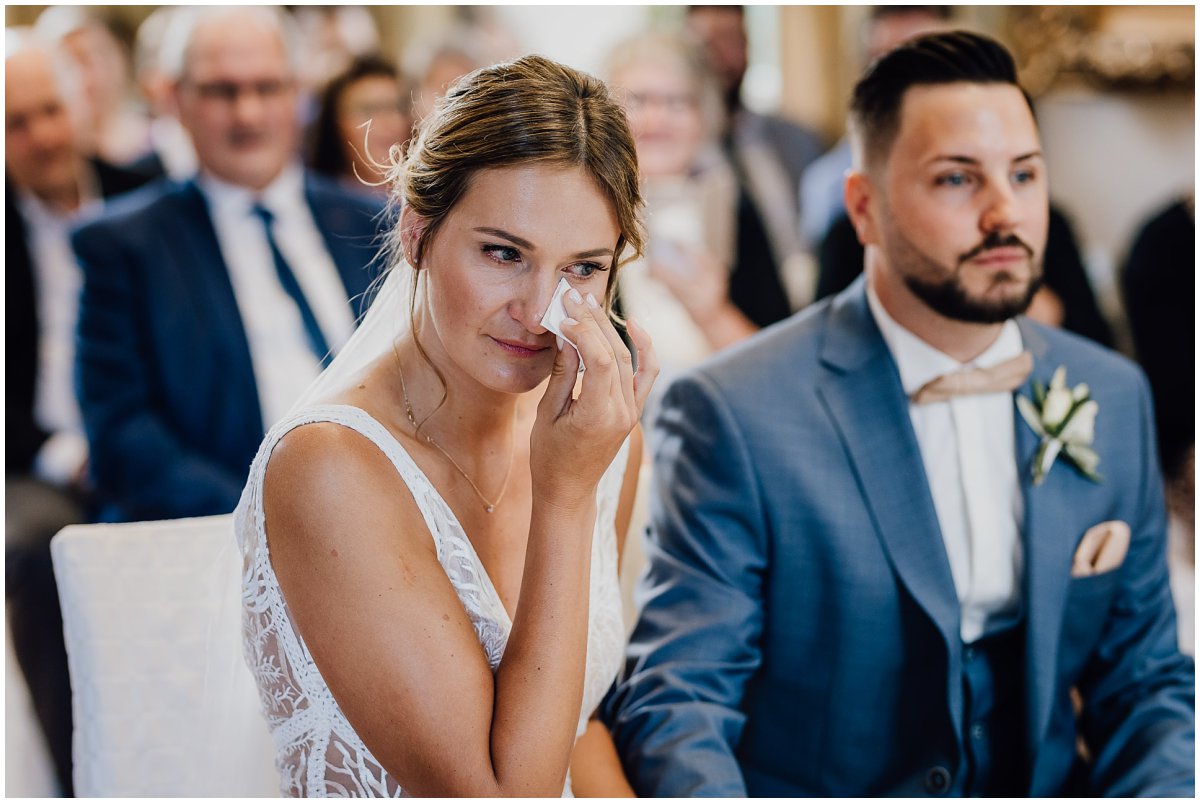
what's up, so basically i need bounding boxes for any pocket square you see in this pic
[1071,520,1130,577]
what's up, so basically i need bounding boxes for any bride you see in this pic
[235,55,657,796]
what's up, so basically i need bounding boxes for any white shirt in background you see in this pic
[198,165,356,428]
[17,180,102,487]
[867,284,1026,644]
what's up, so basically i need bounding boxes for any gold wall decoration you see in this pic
[1007,6,1194,95]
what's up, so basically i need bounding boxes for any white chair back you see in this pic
[51,515,278,796]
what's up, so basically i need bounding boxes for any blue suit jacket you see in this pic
[605,279,1194,796]
[72,174,384,522]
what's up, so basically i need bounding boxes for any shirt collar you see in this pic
[196,162,305,218]
[866,280,1024,397]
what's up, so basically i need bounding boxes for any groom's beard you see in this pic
[886,225,1044,324]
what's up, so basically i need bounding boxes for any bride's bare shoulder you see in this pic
[263,419,418,544]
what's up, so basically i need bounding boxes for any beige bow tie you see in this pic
[910,351,1033,405]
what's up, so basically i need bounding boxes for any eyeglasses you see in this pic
[186,79,294,104]
[623,91,698,114]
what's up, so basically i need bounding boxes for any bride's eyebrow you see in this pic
[573,247,614,260]
[473,227,613,260]
[474,227,534,250]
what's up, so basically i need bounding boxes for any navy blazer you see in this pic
[605,278,1194,796]
[72,173,384,522]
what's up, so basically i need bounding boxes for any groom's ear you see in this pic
[398,206,430,266]
[844,170,880,248]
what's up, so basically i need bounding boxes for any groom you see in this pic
[605,31,1194,796]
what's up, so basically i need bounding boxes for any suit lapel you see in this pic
[1014,321,1085,760]
[172,181,264,436]
[818,299,1094,768]
[816,283,962,672]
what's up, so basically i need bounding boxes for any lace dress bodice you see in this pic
[235,404,629,797]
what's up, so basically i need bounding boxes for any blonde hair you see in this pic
[605,30,726,148]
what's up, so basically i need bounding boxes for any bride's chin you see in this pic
[473,363,551,396]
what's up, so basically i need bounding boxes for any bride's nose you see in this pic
[511,274,560,333]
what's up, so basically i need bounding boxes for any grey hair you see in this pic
[5,25,86,112]
[133,7,178,80]
[159,6,302,83]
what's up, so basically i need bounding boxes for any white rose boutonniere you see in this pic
[1016,366,1102,486]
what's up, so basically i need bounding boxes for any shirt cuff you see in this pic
[33,431,88,487]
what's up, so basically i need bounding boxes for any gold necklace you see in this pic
[396,361,514,514]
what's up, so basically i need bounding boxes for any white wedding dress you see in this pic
[235,403,630,797]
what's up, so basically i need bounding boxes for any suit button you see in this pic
[971,723,986,740]
[963,646,977,662]
[925,766,951,795]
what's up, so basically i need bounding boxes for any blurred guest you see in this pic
[292,5,381,95]
[34,5,150,166]
[685,4,816,318]
[1121,195,1195,483]
[1167,450,1194,656]
[817,204,1116,348]
[404,16,518,126]
[308,54,412,194]
[685,4,823,194]
[1121,196,1195,651]
[5,29,155,796]
[606,30,755,417]
[128,6,196,181]
[72,7,384,523]
[405,35,486,125]
[800,5,953,249]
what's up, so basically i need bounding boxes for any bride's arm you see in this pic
[570,718,637,797]
[265,421,595,797]
[570,424,644,798]
[264,306,656,798]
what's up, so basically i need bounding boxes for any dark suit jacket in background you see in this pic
[606,278,1193,796]
[72,173,384,522]
[1121,198,1195,477]
[5,162,155,474]
[816,206,1116,348]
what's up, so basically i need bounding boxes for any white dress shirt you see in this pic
[198,165,356,428]
[867,284,1025,643]
[17,180,102,486]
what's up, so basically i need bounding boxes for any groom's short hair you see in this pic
[848,30,1033,172]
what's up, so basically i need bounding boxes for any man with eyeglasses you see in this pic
[71,7,383,523]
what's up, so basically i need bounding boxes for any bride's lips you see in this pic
[490,337,551,357]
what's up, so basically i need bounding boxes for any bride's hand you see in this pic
[531,288,657,508]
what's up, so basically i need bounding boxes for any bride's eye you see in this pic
[481,244,522,263]
[566,261,607,279]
